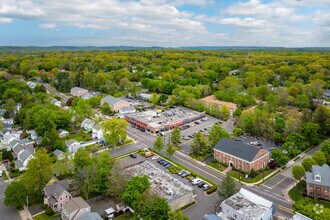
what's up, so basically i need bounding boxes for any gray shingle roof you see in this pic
[54,149,63,157]
[14,160,23,168]
[306,165,330,187]
[44,180,70,201]
[19,149,34,162]
[79,212,103,220]
[101,95,121,106]
[63,197,90,214]
[213,138,261,162]
[120,105,136,112]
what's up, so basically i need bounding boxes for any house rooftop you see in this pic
[101,95,122,106]
[306,164,330,187]
[214,138,266,162]
[63,197,90,214]
[79,212,103,220]
[53,149,63,157]
[67,139,78,146]
[93,124,102,131]
[44,179,70,201]
[221,188,273,219]
[291,212,313,220]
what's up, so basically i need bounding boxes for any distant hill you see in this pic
[0,46,329,52]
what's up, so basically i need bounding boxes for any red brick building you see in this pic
[306,165,330,200]
[213,138,270,173]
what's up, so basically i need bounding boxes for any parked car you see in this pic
[181,171,190,178]
[202,184,211,191]
[157,158,164,163]
[129,154,137,159]
[165,163,173,168]
[198,181,205,188]
[0,170,2,177]
[189,177,196,182]
[178,170,186,176]
[191,178,203,185]
[162,161,170,166]
[152,155,159,160]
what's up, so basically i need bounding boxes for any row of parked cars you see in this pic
[157,158,173,168]
[177,170,211,191]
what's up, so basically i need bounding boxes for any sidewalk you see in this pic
[282,181,297,204]
[19,206,33,220]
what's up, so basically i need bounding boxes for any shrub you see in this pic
[45,206,55,216]
[211,158,218,163]
[41,204,48,209]
[250,169,259,178]
[207,185,218,195]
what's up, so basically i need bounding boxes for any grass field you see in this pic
[67,131,92,142]
[33,213,60,220]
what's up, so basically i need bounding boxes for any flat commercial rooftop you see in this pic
[123,161,193,202]
[126,107,203,128]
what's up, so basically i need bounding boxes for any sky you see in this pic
[0,0,329,47]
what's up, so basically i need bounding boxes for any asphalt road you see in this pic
[0,179,20,220]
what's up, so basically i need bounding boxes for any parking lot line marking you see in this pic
[262,184,272,189]
[173,155,224,182]
[270,177,287,189]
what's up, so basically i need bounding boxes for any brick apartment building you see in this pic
[213,138,270,173]
[306,164,330,200]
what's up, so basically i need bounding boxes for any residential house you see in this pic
[119,105,136,114]
[101,96,130,112]
[81,119,95,131]
[66,139,81,153]
[323,89,330,99]
[58,129,70,138]
[27,130,38,140]
[11,130,23,140]
[70,87,88,97]
[306,164,330,200]
[92,124,103,139]
[14,144,35,171]
[27,81,37,89]
[213,138,270,172]
[203,214,223,220]
[54,149,65,160]
[44,178,72,211]
[51,99,62,107]
[81,92,100,100]
[139,93,152,101]
[218,188,274,220]
[61,197,91,220]
[79,212,103,220]
[2,118,14,125]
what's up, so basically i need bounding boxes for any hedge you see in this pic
[207,185,218,194]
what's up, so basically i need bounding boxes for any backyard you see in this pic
[66,131,92,142]
[33,213,60,220]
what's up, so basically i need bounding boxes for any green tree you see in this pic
[300,123,319,146]
[314,106,330,135]
[292,165,305,181]
[4,181,27,209]
[103,118,128,147]
[150,93,159,106]
[166,143,176,158]
[154,135,164,152]
[107,163,127,201]
[312,151,326,165]
[5,98,16,118]
[101,102,112,115]
[209,124,230,147]
[122,175,150,209]
[302,158,316,172]
[169,210,189,220]
[321,141,330,163]
[158,94,168,104]
[22,149,53,197]
[136,193,170,220]
[271,148,289,167]
[93,152,113,194]
[73,148,91,171]
[191,131,209,156]
[220,105,230,121]
[171,127,181,146]
[0,118,3,131]
[218,174,239,199]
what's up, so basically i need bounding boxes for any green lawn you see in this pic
[67,131,91,142]
[2,171,8,180]
[206,162,225,172]
[189,153,209,161]
[33,213,60,220]
[288,181,306,202]
[228,169,274,183]
[114,212,134,220]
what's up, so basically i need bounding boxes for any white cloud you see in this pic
[220,17,271,28]
[39,23,58,29]
[226,0,294,19]
[0,17,12,23]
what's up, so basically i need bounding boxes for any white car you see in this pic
[0,170,2,177]
[152,156,159,160]
[191,178,203,185]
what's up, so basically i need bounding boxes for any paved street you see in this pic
[0,179,20,220]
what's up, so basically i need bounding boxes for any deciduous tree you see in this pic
[209,124,230,147]
[154,135,164,152]
[312,151,326,165]
[4,181,27,209]
[292,165,305,181]
[103,118,128,147]
[166,143,176,158]
[171,127,181,146]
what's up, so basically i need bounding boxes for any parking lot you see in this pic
[236,134,279,152]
